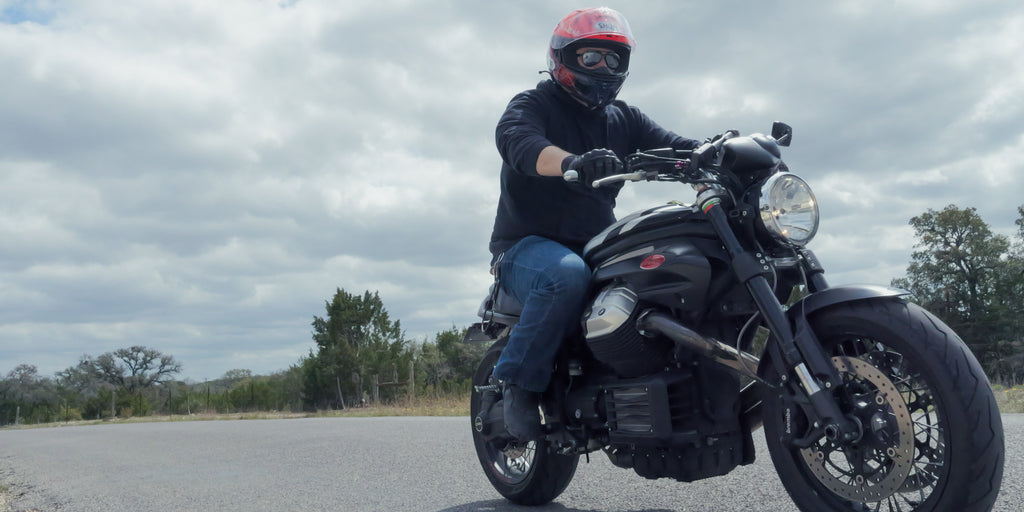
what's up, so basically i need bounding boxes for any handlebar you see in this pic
[561,127,767,189]
[562,148,699,188]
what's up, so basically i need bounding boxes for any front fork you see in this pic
[697,186,859,446]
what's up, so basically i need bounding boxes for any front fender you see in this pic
[787,284,908,317]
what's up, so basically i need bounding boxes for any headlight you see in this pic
[758,173,819,245]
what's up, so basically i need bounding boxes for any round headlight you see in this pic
[758,173,819,245]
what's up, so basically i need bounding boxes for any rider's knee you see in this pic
[544,254,590,299]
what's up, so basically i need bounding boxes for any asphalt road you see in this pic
[1,414,1020,512]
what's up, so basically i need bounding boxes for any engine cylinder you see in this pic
[583,284,672,377]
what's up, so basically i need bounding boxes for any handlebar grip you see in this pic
[563,170,579,182]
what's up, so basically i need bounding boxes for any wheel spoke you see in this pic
[793,340,946,510]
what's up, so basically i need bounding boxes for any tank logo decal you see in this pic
[640,254,665,270]
[599,246,653,269]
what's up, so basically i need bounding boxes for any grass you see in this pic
[992,384,1024,413]
[1,395,472,430]
[7,384,1022,431]
[318,395,471,418]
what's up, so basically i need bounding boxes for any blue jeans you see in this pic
[492,236,591,392]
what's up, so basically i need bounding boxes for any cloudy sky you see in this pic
[2,0,1021,381]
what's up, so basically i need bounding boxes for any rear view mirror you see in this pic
[771,122,793,147]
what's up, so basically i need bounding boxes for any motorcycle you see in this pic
[465,123,1005,511]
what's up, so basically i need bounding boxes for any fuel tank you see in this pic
[580,203,731,377]
[583,203,725,312]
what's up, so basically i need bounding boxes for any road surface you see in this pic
[1,415,1020,511]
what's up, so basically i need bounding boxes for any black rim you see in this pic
[482,439,537,485]
[472,354,538,487]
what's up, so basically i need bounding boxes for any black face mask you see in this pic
[554,71,626,110]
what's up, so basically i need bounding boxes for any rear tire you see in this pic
[763,299,1004,511]
[470,340,579,506]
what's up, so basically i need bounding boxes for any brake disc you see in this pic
[799,356,915,502]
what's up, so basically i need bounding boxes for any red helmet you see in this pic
[547,8,636,109]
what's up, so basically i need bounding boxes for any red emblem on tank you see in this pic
[640,254,665,270]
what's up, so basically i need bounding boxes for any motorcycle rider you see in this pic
[488,7,700,441]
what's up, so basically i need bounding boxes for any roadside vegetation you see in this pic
[3,204,1024,428]
[1,290,484,428]
[992,385,1024,414]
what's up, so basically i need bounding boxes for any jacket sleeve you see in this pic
[495,91,555,177]
[628,106,700,152]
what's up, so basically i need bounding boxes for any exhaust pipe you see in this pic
[638,311,767,433]
[638,311,762,382]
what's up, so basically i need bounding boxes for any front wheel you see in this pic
[763,299,1004,512]
[470,341,579,506]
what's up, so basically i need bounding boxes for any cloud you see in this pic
[1,0,1022,380]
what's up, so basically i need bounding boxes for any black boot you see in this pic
[502,383,543,441]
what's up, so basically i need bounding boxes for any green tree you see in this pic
[55,346,182,418]
[892,205,1013,372]
[55,356,106,419]
[0,364,61,425]
[416,340,451,392]
[103,346,183,392]
[990,206,1024,383]
[303,289,410,409]
[415,327,486,398]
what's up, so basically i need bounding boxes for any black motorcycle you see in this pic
[465,123,1005,511]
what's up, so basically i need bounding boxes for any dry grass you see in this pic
[318,395,471,418]
[2,395,472,430]
[9,384,1017,431]
[992,384,1024,414]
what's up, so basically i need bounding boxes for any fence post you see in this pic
[336,376,346,410]
[373,374,380,404]
[408,360,415,404]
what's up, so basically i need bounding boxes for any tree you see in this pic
[892,205,1014,372]
[415,327,486,398]
[105,346,183,392]
[55,356,108,419]
[990,206,1024,384]
[303,289,410,409]
[54,346,182,418]
[0,364,61,425]
[221,369,254,384]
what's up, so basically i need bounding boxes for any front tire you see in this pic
[470,341,579,506]
[763,299,1004,512]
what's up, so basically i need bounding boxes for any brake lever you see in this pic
[592,170,658,188]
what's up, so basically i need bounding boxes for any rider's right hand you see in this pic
[561,148,624,187]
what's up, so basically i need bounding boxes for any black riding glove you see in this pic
[561,148,624,187]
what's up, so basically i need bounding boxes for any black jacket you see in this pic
[489,79,698,259]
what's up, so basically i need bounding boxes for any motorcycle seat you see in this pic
[477,282,522,325]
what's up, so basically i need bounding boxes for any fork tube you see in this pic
[700,194,858,441]
[698,194,801,368]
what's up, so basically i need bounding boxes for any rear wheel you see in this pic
[470,341,579,506]
[763,299,1003,512]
